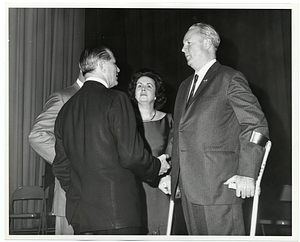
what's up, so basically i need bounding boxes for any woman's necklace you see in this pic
[150,109,156,121]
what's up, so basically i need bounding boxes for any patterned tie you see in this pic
[186,74,199,107]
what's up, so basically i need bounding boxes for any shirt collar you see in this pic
[76,78,83,88]
[85,77,108,88]
[195,59,216,80]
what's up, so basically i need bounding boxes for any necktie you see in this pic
[186,74,199,107]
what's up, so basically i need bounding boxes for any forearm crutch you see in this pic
[228,131,271,236]
[250,138,272,236]
[166,197,175,236]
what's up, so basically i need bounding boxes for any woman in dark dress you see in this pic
[128,68,173,235]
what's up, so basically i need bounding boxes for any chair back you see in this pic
[279,185,292,202]
[12,185,45,201]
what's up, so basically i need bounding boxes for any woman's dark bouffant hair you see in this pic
[128,68,167,110]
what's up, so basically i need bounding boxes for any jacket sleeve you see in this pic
[109,92,161,182]
[28,92,64,164]
[228,72,269,179]
[52,111,71,192]
[165,117,174,157]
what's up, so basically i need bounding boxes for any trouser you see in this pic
[180,186,245,235]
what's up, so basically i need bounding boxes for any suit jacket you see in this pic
[28,81,80,216]
[52,81,161,232]
[168,61,269,205]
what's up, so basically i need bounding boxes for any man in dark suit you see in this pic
[167,23,269,235]
[28,72,85,235]
[52,46,170,235]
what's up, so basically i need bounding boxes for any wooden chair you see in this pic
[258,184,292,236]
[9,185,47,235]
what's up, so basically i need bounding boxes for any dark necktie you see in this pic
[186,74,199,107]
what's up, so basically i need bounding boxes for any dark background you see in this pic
[51,8,292,235]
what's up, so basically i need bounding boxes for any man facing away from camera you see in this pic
[52,46,170,235]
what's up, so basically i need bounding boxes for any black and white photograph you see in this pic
[4,1,299,241]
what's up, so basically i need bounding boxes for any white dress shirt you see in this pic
[76,78,83,88]
[188,59,216,97]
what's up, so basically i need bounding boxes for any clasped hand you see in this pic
[157,154,171,175]
[158,175,181,197]
[158,175,171,195]
[224,175,256,199]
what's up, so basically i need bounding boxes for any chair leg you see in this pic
[43,213,48,235]
[40,214,45,235]
[38,217,42,235]
[261,224,265,236]
[9,218,13,235]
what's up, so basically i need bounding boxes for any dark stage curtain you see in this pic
[85,8,292,235]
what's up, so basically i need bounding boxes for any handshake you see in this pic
[157,154,180,197]
[157,154,171,175]
[157,174,181,197]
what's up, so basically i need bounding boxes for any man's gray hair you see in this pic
[79,46,112,75]
[190,23,221,50]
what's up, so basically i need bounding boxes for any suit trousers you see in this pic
[180,178,245,235]
[71,223,141,235]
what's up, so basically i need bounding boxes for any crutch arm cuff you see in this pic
[250,131,269,147]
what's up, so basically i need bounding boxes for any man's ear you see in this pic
[204,38,213,50]
[98,60,106,73]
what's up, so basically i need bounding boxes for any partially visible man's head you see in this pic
[79,46,112,76]
[79,46,120,88]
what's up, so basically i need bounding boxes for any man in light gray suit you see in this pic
[28,72,85,235]
[166,23,269,235]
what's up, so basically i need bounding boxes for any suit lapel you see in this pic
[180,76,194,112]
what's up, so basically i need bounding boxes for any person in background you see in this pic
[52,46,170,235]
[166,22,269,235]
[128,68,173,235]
[28,71,85,235]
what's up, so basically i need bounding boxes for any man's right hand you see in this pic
[157,154,170,175]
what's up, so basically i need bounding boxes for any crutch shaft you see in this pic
[166,198,175,236]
